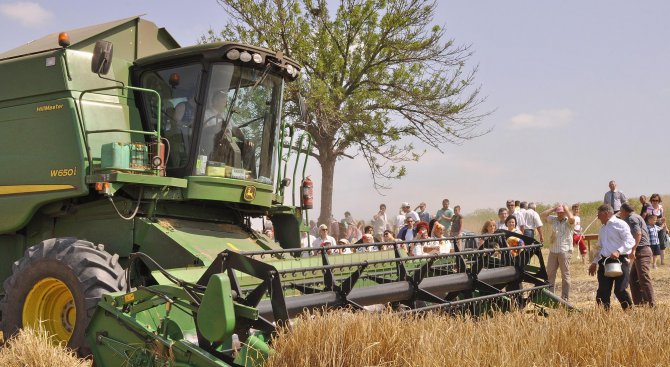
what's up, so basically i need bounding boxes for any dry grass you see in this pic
[0,325,91,367]
[265,251,670,367]
[266,306,670,367]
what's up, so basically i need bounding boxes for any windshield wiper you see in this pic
[222,74,243,130]
[252,63,272,91]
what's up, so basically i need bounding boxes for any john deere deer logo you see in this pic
[243,185,256,201]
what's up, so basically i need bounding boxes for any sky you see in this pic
[1,1,668,223]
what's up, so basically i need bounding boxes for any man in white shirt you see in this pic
[372,204,390,242]
[540,204,575,301]
[523,202,544,242]
[311,224,337,251]
[496,208,508,230]
[300,231,317,257]
[588,204,635,310]
[394,202,417,232]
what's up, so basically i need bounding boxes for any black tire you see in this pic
[0,238,126,355]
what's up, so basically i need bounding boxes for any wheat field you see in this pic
[266,305,670,367]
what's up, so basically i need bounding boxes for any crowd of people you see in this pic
[304,199,461,256]
[291,179,666,309]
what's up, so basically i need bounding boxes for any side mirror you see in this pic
[91,40,114,75]
[298,95,308,125]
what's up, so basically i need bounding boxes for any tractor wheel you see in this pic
[0,238,126,355]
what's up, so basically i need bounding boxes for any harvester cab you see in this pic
[0,17,570,367]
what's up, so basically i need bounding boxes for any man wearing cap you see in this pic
[311,224,337,250]
[589,204,635,310]
[337,238,353,254]
[395,202,418,233]
[540,204,575,301]
[603,180,627,213]
[435,199,454,233]
[618,203,655,306]
[404,203,420,222]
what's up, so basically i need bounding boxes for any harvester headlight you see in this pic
[286,64,295,76]
[239,51,252,62]
[226,49,240,60]
[252,53,263,63]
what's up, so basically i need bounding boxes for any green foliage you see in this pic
[206,0,487,222]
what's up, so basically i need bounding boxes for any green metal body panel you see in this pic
[0,96,87,232]
[86,172,188,188]
[132,216,278,267]
[198,274,236,343]
[184,176,274,206]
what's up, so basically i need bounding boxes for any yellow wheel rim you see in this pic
[22,277,76,343]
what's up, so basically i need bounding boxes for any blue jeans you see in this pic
[523,229,535,238]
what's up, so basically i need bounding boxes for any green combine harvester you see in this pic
[0,17,568,367]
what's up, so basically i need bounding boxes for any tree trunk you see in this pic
[317,155,336,228]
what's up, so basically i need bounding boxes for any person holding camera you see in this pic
[372,204,391,242]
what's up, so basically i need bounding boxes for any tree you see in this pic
[204,0,488,226]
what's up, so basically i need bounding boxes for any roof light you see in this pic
[58,32,70,48]
[239,51,252,62]
[226,49,240,60]
[252,53,263,63]
[286,64,295,76]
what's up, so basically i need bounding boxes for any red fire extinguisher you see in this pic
[301,176,313,209]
